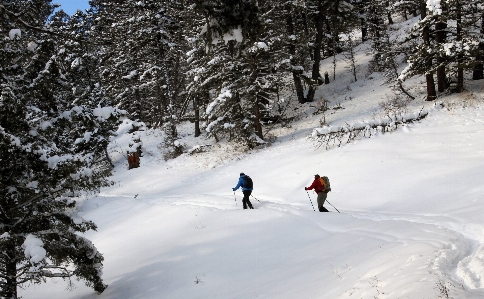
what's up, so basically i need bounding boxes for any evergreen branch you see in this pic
[8,194,44,212]
[0,5,62,36]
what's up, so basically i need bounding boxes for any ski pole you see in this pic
[325,199,340,213]
[305,190,316,212]
[251,194,261,203]
[233,191,237,208]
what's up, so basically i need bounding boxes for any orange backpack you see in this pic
[318,176,331,193]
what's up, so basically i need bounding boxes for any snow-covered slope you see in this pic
[21,20,484,299]
[23,88,484,299]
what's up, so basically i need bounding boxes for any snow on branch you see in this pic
[0,5,61,36]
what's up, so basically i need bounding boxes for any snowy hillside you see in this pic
[21,20,484,299]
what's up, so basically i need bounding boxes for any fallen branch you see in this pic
[309,107,432,150]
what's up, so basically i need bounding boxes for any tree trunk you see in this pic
[361,20,367,42]
[307,0,324,102]
[473,44,484,80]
[474,14,484,80]
[372,15,381,39]
[436,15,447,92]
[253,98,263,139]
[292,72,306,103]
[425,73,437,101]
[105,146,114,167]
[135,88,143,121]
[421,1,436,101]
[4,241,18,299]
[360,0,368,41]
[193,97,201,137]
[286,5,306,103]
[155,83,164,128]
[456,2,464,92]
[386,0,393,25]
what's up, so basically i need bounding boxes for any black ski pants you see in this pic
[242,190,254,209]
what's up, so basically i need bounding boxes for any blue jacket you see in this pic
[233,175,253,191]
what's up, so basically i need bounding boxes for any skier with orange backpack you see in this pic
[305,174,331,212]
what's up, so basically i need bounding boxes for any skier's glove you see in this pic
[232,188,236,191]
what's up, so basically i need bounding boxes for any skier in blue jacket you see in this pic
[232,173,254,209]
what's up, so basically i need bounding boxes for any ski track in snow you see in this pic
[282,201,484,291]
[349,211,484,290]
[99,190,484,293]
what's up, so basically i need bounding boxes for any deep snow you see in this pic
[20,18,484,299]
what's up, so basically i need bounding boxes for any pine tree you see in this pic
[305,0,356,100]
[434,2,448,92]
[187,0,286,148]
[472,2,484,80]
[90,0,185,152]
[325,0,356,56]
[1,2,121,297]
[441,0,484,92]
[399,0,437,100]
[56,9,119,166]
[366,0,392,73]
[390,0,420,20]
[89,1,145,121]
[305,0,326,102]
[184,2,218,137]
[400,0,484,96]
[282,1,310,103]
[353,0,369,41]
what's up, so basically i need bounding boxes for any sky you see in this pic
[54,0,90,15]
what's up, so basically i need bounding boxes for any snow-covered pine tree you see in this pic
[434,1,448,92]
[89,1,147,121]
[55,9,119,167]
[304,0,356,100]
[151,0,187,149]
[188,0,286,148]
[400,0,484,96]
[390,0,420,20]
[0,2,122,297]
[91,0,184,152]
[440,0,484,92]
[353,0,369,41]
[322,0,359,79]
[324,0,356,57]
[184,2,215,137]
[305,0,326,102]
[282,1,312,103]
[399,0,437,100]
[471,1,484,80]
[365,0,391,73]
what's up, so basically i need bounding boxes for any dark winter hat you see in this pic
[240,173,245,176]
[314,174,320,178]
